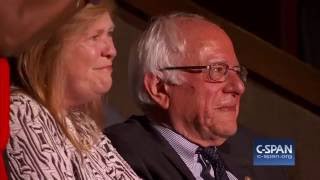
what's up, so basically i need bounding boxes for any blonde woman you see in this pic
[6,1,140,179]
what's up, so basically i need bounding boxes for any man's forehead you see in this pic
[176,18,223,37]
[183,36,238,65]
[177,19,230,48]
[199,41,220,54]
[173,17,238,64]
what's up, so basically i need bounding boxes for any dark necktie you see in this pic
[196,146,229,180]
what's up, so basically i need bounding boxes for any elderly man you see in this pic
[105,13,288,180]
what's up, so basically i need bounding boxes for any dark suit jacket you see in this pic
[105,115,288,180]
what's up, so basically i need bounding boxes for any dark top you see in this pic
[105,115,289,180]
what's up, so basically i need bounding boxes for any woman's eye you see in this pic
[107,30,114,37]
[91,34,100,40]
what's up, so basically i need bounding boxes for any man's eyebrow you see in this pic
[207,58,226,64]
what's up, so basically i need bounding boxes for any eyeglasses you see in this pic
[159,62,248,83]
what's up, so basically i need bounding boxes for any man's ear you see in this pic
[144,73,170,109]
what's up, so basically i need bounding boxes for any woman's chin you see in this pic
[99,81,112,94]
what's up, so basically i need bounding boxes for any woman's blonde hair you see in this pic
[15,0,115,152]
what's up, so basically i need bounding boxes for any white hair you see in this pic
[128,12,206,110]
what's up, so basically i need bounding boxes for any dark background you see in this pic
[194,0,320,69]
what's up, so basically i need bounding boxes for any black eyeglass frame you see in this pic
[159,62,248,83]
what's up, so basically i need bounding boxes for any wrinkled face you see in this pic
[61,13,116,107]
[167,19,245,146]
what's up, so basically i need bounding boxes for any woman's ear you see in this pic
[144,73,170,109]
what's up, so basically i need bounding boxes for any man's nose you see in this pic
[223,71,246,95]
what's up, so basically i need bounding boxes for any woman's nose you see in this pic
[101,38,117,59]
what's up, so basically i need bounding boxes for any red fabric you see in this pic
[0,58,9,180]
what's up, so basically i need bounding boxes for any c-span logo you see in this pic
[253,139,295,166]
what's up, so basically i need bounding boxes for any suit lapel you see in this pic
[138,116,196,180]
[160,140,196,180]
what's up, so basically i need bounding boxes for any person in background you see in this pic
[105,12,288,180]
[0,0,98,56]
[0,1,96,178]
[6,1,140,179]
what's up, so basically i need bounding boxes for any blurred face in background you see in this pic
[60,12,116,108]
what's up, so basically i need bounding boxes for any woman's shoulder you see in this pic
[11,90,39,106]
[10,90,48,117]
[9,90,59,132]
